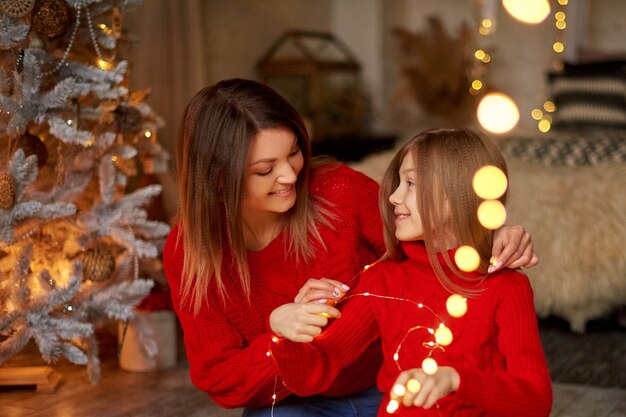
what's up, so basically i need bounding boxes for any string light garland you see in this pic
[531,0,569,133]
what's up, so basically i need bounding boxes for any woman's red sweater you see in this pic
[270,241,553,416]
[163,164,386,408]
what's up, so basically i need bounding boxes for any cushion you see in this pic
[548,61,626,128]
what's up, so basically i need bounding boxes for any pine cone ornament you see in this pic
[15,133,48,168]
[0,0,36,17]
[30,0,71,39]
[81,246,116,282]
[114,105,143,135]
[0,173,17,210]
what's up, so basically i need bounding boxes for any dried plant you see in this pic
[393,16,482,125]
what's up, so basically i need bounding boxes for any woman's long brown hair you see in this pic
[175,79,332,313]
[379,128,508,297]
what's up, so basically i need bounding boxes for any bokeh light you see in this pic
[386,399,399,414]
[503,0,550,24]
[422,357,438,375]
[446,294,468,318]
[477,92,520,134]
[454,246,480,272]
[477,200,507,229]
[473,165,508,200]
[435,325,453,346]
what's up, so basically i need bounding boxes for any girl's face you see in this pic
[243,126,304,216]
[388,154,424,242]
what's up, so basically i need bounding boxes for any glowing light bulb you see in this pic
[558,0,568,4]
[473,165,507,200]
[266,351,271,357]
[407,378,421,393]
[555,11,566,21]
[271,336,279,343]
[481,54,491,63]
[553,42,565,53]
[556,20,567,30]
[471,80,483,90]
[97,58,114,70]
[454,246,480,272]
[482,19,492,28]
[531,109,544,120]
[503,0,550,24]
[538,119,551,132]
[543,101,556,112]
[422,358,438,375]
[435,326,453,346]
[386,400,399,414]
[477,92,520,134]
[447,294,468,318]
[144,130,152,138]
[475,50,486,60]
[392,384,407,397]
[477,200,507,230]
[393,353,399,361]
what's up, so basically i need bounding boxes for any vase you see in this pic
[118,310,177,372]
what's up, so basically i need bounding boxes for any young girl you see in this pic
[269,128,552,416]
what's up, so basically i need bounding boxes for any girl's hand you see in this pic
[390,367,460,410]
[269,303,341,342]
[491,224,539,272]
[294,278,350,304]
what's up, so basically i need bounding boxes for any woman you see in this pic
[162,79,537,417]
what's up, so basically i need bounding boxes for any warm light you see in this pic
[555,11,566,21]
[454,246,480,272]
[446,294,468,318]
[407,378,421,393]
[144,131,152,138]
[393,353,399,361]
[558,0,568,4]
[477,200,507,230]
[66,119,72,125]
[531,108,544,120]
[386,400,399,414]
[538,119,551,132]
[320,312,331,318]
[481,54,491,63]
[86,140,95,147]
[556,20,567,30]
[422,358,438,375]
[392,384,407,397]
[477,92,520,134]
[553,41,565,53]
[479,26,491,36]
[471,80,483,90]
[503,0,550,24]
[482,19,492,28]
[271,336,279,343]
[475,50,486,60]
[473,165,508,199]
[97,59,114,70]
[266,351,271,357]
[434,326,453,346]
[543,101,556,112]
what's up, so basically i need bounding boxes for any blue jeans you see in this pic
[242,385,382,417]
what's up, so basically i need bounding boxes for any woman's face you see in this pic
[388,154,424,242]
[243,126,304,216]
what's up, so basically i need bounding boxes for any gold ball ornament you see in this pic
[0,173,17,210]
[30,0,71,39]
[15,133,48,168]
[446,294,468,318]
[0,0,36,17]
[81,246,116,282]
[115,105,143,135]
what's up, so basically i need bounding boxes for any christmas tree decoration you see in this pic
[0,172,16,209]
[0,0,36,18]
[80,245,115,282]
[30,0,72,39]
[14,132,48,167]
[0,0,170,385]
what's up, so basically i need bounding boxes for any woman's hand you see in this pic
[389,366,460,410]
[294,278,350,304]
[269,303,341,342]
[491,224,539,272]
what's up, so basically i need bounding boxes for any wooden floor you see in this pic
[2,356,624,416]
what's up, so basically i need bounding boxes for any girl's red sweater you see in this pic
[270,241,553,417]
[163,164,386,408]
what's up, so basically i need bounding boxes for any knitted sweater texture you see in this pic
[271,241,553,417]
[163,164,386,408]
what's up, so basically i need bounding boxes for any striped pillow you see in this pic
[549,61,626,128]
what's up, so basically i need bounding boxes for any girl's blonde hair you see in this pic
[175,79,331,314]
[379,127,508,296]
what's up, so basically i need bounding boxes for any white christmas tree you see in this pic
[0,0,171,384]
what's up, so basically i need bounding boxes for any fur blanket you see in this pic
[350,152,626,333]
